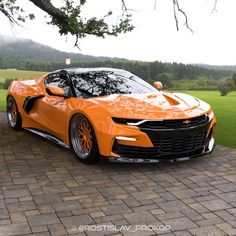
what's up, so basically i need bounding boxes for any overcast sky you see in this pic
[1,0,236,65]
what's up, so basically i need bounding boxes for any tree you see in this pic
[217,73,236,96]
[231,73,236,89]
[0,0,134,46]
[218,80,231,96]
[0,0,217,46]
[155,73,174,89]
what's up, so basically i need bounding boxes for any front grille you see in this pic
[138,115,208,129]
[152,132,206,154]
[112,132,207,160]
[112,119,210,160]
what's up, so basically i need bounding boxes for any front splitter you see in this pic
[108,137,215,164]
[108,156,192,163]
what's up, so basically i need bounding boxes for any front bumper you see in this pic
[110,117,216,162]
[109,136,215,163]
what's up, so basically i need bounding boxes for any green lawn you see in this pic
[0,69,47,111]
[184,91,236,148]
[0,86,235,148]
[0,69,47,82]
[0,89,7,111]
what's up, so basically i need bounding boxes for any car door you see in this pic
[30,72,73,140]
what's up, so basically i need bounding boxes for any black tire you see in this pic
[6,96,22,130]
[70,114,99,163]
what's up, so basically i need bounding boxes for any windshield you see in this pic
[71,70,157,98]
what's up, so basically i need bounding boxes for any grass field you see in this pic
[185,91,236,148]
[0,69,47,82]
[0,69,47,111]
[0,89,7,111]
[0,69,235,149]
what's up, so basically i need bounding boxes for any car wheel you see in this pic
[6,96,22,130]
[70,114,99,163]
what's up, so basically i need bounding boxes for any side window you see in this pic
[45,73,72,96]
[45,73,67,88]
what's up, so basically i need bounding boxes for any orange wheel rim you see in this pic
[78,120,92,153]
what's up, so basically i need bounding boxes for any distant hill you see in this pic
[0,35,126,69]
[196,64,236,72]
[0,35,234,85]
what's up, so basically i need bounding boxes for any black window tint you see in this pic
[45,73,71,96]
[72,71,157,98]
[45,73,68,88]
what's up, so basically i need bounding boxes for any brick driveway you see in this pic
[0,112,236,236]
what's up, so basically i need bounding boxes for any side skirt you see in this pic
[25,128,70,149]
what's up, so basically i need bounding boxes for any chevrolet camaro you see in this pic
[7,68,216,163]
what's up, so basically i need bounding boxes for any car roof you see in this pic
[51,67,127,75]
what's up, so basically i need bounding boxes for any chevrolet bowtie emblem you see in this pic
[183,120,191,125]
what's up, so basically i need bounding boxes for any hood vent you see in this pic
[163,94,180,106]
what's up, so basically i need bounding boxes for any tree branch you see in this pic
[0,6,19,25]
[121,0,127,11]
[211,0,218,14]
[3,0,209,47]
[28,0,68,23]
[173,0,179,30]
[154,0,157,10]
[173,0,193,33]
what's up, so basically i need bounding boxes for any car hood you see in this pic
[90,92,210,120]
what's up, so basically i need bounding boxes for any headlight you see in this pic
[112,117,142,125]
[208,110,214,121]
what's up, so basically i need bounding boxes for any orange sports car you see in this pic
[7,68,216,163]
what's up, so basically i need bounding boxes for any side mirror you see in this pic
[153,81,163,91]
[46,86,65,97]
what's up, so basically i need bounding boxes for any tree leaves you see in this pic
[0,0,134,47]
